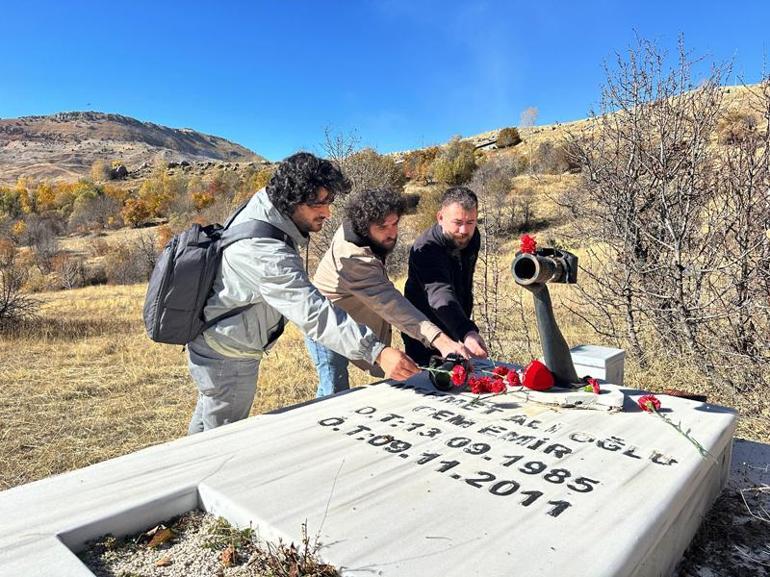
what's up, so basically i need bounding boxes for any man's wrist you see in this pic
[371,342,387,365]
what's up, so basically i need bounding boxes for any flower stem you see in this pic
[651,408,712,460]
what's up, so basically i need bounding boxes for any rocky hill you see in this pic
[0,111,266,183]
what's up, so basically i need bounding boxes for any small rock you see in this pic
[148,527,175,548]
[155,556,173,567]
[220,545,237,567]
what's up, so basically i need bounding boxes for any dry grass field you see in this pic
[2,272,768,491]
[0,282,377,490]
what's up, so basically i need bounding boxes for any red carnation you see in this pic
[638,394,661,412]
[451,364,467,386]
[520,234,537,255]
[522,359,555,391]
[488,378,507,394]
[466,373,510,396]
[468,376,486,395]
[506,370,521,387]
[492,366,510,378]
[587,377,601,395]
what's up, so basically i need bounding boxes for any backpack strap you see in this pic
[223,199,250,228]
[219,220,295,251]
[202,220,295,331]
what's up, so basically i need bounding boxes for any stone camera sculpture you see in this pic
[511,239,579,387]
[428,235,582,392]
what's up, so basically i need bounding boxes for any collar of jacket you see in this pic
[342,219,388,262]
[245,188,309,248]
[428,223,479,256]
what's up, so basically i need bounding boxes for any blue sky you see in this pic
[1,1,768,160]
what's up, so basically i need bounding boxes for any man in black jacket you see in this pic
[402,186,489,365]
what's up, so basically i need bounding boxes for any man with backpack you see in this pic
[186,152,419,434]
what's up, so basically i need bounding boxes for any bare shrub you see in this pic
[516,186,535,231]
[411,185,443,233]
[22,215,61,274]
[52,253,86,290]
[718,109,759,145]
[471,157,520,232]
[344,148,406,193]
[68,194,123,232]
[103,238,156,285]
[0,239,38,328]
[562,37,769,388]
[706,81,770,385]
[309,130,406,267]
[531,141,580,174]
[88,238,111,258]
[469,157,520,356]
[136,232,159,275]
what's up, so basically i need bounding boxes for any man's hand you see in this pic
[463,331,489,358]
[433,333,472,359]
[376,347,420,381]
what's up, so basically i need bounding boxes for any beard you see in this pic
[370,235,398,256]
[443,231,471,249]
[296,215,326,234]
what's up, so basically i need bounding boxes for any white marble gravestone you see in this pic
[0,365,736,577]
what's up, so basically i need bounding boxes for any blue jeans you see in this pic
[305,336,350,398]
[187,335,261,434]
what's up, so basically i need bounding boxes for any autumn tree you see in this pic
[431,136,477,184]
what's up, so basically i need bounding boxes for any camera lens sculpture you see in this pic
[511,247,579,386]
[427,245,582,391]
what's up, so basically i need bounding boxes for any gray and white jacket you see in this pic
[202,189,386,364]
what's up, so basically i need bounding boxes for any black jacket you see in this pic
[402,223,480,364]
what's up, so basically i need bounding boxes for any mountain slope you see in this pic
[0,111,265,183]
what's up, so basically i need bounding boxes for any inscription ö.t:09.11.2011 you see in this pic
[318,416,582,518]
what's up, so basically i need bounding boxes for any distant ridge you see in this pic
[0,111,266,182]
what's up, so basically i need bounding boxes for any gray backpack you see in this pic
[143,205,294,345]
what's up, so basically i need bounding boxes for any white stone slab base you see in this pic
[0,372,736,577]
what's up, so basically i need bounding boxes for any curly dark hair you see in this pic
[346,188,407,238]
[266,152,352,215]
[440,185,478,210]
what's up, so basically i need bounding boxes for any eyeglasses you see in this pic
[305,192,336,207]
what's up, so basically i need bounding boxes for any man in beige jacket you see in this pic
[307,188,470,397]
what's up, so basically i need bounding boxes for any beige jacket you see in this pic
[313,222,442,372]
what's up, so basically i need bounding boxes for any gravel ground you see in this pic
[78,510,340,577]
[80,511,243,577]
